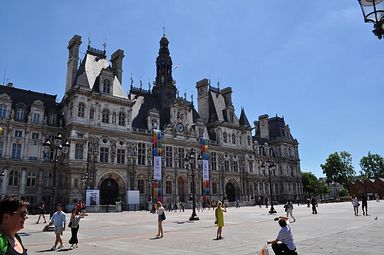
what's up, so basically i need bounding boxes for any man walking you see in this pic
[284,201,296,222]
[50,204,66,250]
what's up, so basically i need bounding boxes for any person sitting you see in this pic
[267,216,298,255]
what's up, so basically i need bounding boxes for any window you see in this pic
[78,103,85,118]
[102,109,110,123]
[32,132,39,140]
[117,149,125,164]
[8,170,19,186]
[74,178,79,188]
[103,79,111,93]
[112,112,116,124]
[49,113,56,125]
[118,112,126,126]
[224,160,230,172]
[223,132,227,143]
[249,160,254,172]
[11,143,22,159]
[100,147,109,163]
[178,148,185,169]
[247,136,251,146]
[233,161,239,172]
[212,182,218,194]
[0,105,6,119]
[210,152,217,171]
[165,146,173,168]
[0,142,4,158]
[14,130,22,137]
[89,108,95,120]
[32,112,40,123]
[232,134,236,144]
[166,181,172,194]
[43,172,53,187]
[16,108,25,121]
[137,143,146,165]
[26,171,37,187]
[75,144,84,160]
[138,180,145,193]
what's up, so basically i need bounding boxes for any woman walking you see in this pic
[155,201,165,238]
[214,201,227,240]
[68,208,84,249]
[352,195,360,216]
[36,201,46,224]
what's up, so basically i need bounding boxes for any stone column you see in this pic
[1,168,9,194]
[19,168,27,194]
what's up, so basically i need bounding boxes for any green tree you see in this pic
[321,151,355,190]
[301,172,330,197]
[360,152,384,178]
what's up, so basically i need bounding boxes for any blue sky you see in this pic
[0,0,383,177]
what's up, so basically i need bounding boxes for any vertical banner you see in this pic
[152,130,163,202]
[200,138,209,201]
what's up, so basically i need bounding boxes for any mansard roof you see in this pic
[0,84,58,111]
[207,86,239,124]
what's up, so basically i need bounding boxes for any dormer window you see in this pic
[151,119,158,129]
[103,79,111,93]
[89,108,95,120]
[32,112,40,123]
[0,105,7,119]
[223,132,227,143]
[16,108,25,121]
[118,112,126,126]
[102,109,110,123]
[78,103,85,118]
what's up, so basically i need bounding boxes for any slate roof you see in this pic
[239,108,250,127]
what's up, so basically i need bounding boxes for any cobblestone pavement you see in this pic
[21,201,383,254]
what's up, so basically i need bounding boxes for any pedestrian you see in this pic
[306,197,310,207]
[36,201,47,224]
[76,200,83,214]
[181,202,185,212]
[362,194,368,216]
[236,199,240,208]
[214,201,227,240]
[351,195,360,216]
[179,202,183,212]
[258,197,262,208]
[0,196,29,255]
[68,208,84,249]
[50,204,66,250]
[155,201,165,238]
[375,193,379,202]
[265,197,269,208]
[267,216,298,255]
[173,202,178,212]
[284,201,296,222]
[310,196,317,214]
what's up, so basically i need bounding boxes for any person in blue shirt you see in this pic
[267,216,297,255]
[49,204,66,250]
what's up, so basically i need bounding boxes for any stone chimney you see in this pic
[196,79,209,124]
[65,35,82,93]
[220,87,233,107]
[111,49,124,84]
[258,114,269,139]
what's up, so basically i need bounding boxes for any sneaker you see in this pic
[51,246,56,251]
[57,244,64,249]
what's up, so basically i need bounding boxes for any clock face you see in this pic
[176,123,184,133]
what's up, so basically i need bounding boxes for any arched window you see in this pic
[89,108,95,120]
[223,132,227,143]
[8,170,19,186]
[103,79,111,93]
[26,171,37,187]
[118,112,125,126]
[102,109,110,123]
[78,103,85,118]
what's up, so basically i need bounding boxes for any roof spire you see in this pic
[87,33,91,49]
[162,26,166,37]
[102,39,107,53]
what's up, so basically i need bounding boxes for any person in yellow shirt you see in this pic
[214,201,227,240]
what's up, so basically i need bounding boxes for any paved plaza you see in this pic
[21,201,383,254]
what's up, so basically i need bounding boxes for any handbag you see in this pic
[160,212,166,221]
[68,221,72,228]
[258,244,269,255]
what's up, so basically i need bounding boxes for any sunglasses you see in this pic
[11,211,28,218]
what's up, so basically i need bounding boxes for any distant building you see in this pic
[0,34,303,209]
[319,177,343,200]
[349,178,384,199]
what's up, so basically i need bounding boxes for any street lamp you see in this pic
[82,162,93,205]
[43,133,69,211]
[185,148,201,221]
[358,0,384,39]
[261,160,277,214]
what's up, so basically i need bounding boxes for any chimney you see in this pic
[196,79,209,123]
[111,49,124,84]
[220,87,233,107]
[258,114,269,139]
[65,35,82,93]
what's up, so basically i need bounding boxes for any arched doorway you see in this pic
[225,182,236,202]
[178,176,185,202]
[100,178,119,205]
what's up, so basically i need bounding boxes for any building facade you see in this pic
[0,34,303,209]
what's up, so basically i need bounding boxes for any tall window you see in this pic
[178,148,185,169]
[8,170,19,186]
[89,108,95,120]
[212,182,218,194]
[16,108,25,121]
[247,136,251,146]
[32,132,39,139]
[32,112,40,123]
[223,132,227,143]
[102,109,110,123]
[249,160,254,172]
[26,171,37,187]
[0,105,7,119]
[78,103,85,118]
[233,161,239,172]
[137,143,146,165]
[165,146,173,168]
[14,130,23,137]
[43,172,53,187]
[210,152,217,171]
[75,144,84,160]
[0,142,4,158]
[232,134,236,144]
[224,160,230,172]
[118,112,126,126]
[103,79,111,93]
[138,180,145,193]
[117,149,125,164]
[166,181,172,194]
[11,143,22,159]
[100,147,109,163]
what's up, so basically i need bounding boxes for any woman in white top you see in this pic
[351,195,360,216]
[68,208,84,249]
[156,201,165,238]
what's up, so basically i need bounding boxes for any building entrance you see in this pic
[225,182,236,202]
[100,178,119,205]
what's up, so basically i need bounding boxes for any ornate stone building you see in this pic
[0,34,303,209]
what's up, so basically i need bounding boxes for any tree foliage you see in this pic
[301,172,330,197]
[360,152,384,178]
[321,151,355,189]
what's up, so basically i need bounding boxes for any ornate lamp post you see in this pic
[82,162,93,205]
[261,160,277,214]
[185,148,201,221]
[43,133,69,211]
[358,0,384,39]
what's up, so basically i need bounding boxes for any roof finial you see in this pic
[162,26,166,37]
[130,73,134,88]
[191,93,194,103]
[87,33,91,49]
[217,79,220,90]
[148,78,151,91]
[102,39,107,53]
[184,90,187,100]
